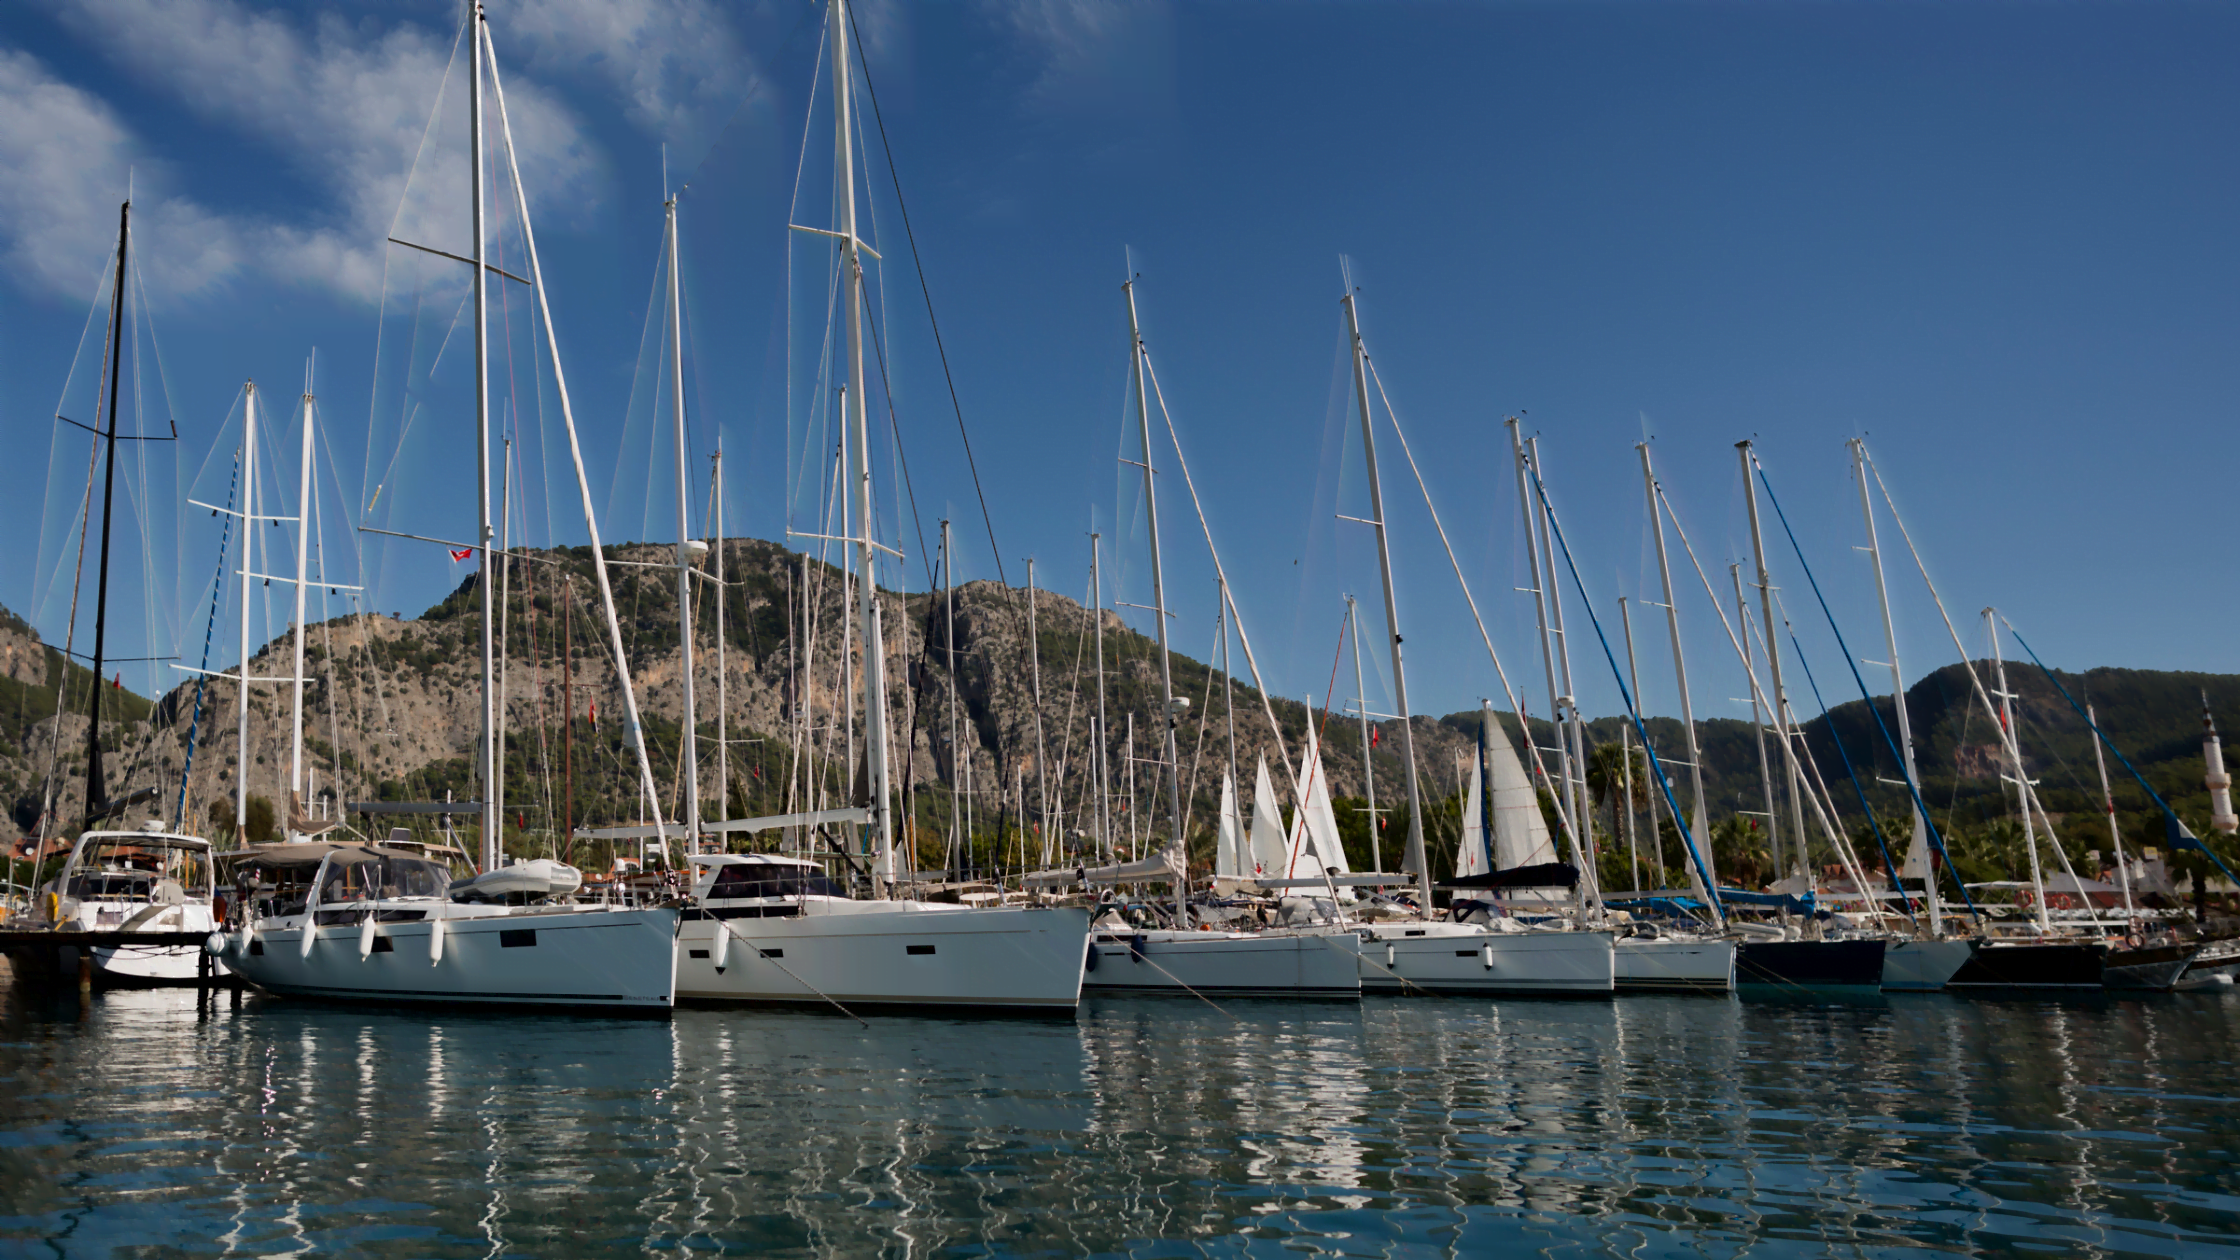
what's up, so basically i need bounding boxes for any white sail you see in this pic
[1900,808,1931,879]
[1457,760,1491,878]
[1215,769,1245,881]
[1287,725,1352,879]
[1489,716,1556,870]
[1249,756,1288,880]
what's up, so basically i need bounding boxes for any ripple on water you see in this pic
[1,978,2237,1256]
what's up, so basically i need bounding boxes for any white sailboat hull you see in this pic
[1614,935,1735,993]
[226,905,678,1012]
[1082,929,1361,997]
[1881,938,1975,991]
[677,906,1089,1012]
[1352,924,1615,995]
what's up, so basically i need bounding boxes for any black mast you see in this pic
[85,200,129,815]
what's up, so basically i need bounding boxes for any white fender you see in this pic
[428,914,446,965]
[710,918,730,972]
[358,914,376,960]
[299,918,318,958]
[204,932,227,956]
[242,916,258,948]
[1481,943,1495,970]
[1385,942,1396,968]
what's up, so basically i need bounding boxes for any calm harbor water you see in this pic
[2,976,2236,1257]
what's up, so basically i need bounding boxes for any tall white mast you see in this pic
[1339,289,1429,909]
[1090,533,1107,861]
[1731,563,1782,876]
[1026,557,1048,865]
[713,446,728,823]
[943,519,959,874]
[287,374,314,835]
[666,195,700,852]
[483,17,668,863]
[830,0,892,893]
[1738,442,1806,883]
[1850,438,1938,933]
[2089,702,2137,923]
[1638,446,1711,886]
[236,382,258,842]
[1986,610,2052,933]
[1510,421,1576,878]
[1123,278,1185,922]
[1348,593,1381,873]
[469,0,500,873]
[1529,437,1598,912]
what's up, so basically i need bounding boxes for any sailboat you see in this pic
[217,3,679,1011]
[23,200,227,987]
[658,0,1090,1013]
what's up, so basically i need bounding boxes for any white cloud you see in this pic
[36,0,603,302]
[0,49,244,300]
[504,0,766,170]
[975,0,1178,121]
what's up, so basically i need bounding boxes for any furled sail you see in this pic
[1457,759,1492,879]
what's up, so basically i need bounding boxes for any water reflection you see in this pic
[3,970,2238,1256]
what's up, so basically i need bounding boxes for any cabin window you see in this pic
[705,865,845,900]
[759,948,784,959]
[906,944,935,956]
[688,949,709,959]
[500,929,537,949]
[372,936,395,954]
[248,940,265,956]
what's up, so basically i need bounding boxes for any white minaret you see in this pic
[2204,693,2237,835]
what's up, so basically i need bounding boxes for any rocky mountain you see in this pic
[6,537,2235,888]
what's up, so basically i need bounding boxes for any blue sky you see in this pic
[2,0,2234,736]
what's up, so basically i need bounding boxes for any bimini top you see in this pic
[75,830,212,852]
[225,842,431,872]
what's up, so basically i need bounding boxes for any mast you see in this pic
[666,195,700,852]
[483,11,666,866]
[287,369,316,835]
[713,446,729,825]
[1850,438,1938,933]
[1986,610,2052,933]
[830,0,892,893]
[1348,594,1381,873]
[943,519,959,876]
[1221,576,1239,872]
[1026,557,1048,866]
[562,578,574,854]
[1738,442,1806,882]
[85,200,131,817]
[1339,289,1429,908]
[470,0,499,872]
[1639,445,1712,884]
[2089,702,2136,923]
[1123,279,1186,921]
[235,383,258,841]
[1618,599,1642,893]
[1731,564,1782,879]
[1091,533,1107,862]
[1529,437,1598,913]
[1510,421,1576,873]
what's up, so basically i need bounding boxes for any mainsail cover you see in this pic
[1248,756,1288,880]
[1488,716,1557,870]
[1215,769,1245,882]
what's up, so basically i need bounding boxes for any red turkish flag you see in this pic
[450,548,474,562]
